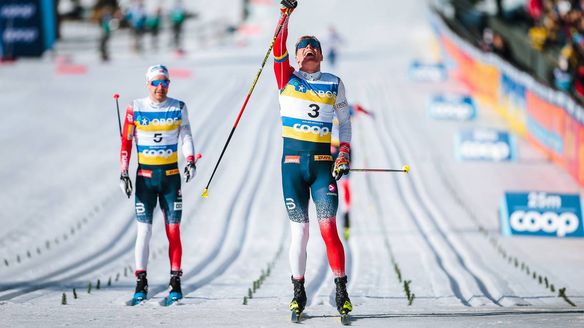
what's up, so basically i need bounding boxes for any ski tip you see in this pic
[402,164,410,174]
[113,93,120,99]
[201,188,209,198]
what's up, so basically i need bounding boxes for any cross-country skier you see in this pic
[119,64,196,304]
[274,0,352,320]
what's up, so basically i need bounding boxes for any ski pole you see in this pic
[350,165,410,173]
[113,93,122,138]
[201,9,291,199]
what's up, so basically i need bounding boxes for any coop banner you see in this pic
[500,192,584,238]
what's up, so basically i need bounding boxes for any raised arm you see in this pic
[273,5,295,90]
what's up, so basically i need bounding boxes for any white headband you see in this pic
[146,65,169,81]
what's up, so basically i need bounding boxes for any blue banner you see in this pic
[500,72,527,109]
[427,94,477,121]
[0,0,55,58]
[456,128,515,161]
[409,60,447,82]
[500,192,584,238]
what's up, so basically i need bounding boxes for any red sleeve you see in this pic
[273,10,294,90]
[120,105,134,172]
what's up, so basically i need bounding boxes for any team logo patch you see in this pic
[285,198,296,210]
[314,155,333,161]
[328,184,337,193]
[284,155,300,164]
[137,169,152,178]
[136,203,146,214]
[166,169,180,176]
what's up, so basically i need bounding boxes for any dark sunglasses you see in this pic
[150,79,170,87]
[296,38,321,51]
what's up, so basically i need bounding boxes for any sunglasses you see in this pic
[150,79,170,87]
[296,38,321,51]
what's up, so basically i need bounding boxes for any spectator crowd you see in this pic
[92,0,189,61]
[474,0,584,103]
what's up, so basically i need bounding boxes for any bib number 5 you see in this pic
[153,133,163,143]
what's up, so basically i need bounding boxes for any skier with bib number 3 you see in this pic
[119,64,197,305]
[274,0,352,322]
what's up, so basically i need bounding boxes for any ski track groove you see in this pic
[0,212,135,301]
[359,129,414,304]
[0,194,116,266]
[355,81,468,306]
[372,79,507,307]
[178,89,277,297]
[387,81,546,306]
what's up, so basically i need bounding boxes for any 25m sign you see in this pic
[499,192,584,238]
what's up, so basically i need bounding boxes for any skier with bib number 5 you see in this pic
[274,0,353,322]
[119,65,197,305]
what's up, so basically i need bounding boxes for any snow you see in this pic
[0,0,583,326]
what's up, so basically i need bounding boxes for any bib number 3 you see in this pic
[308,104,320,118]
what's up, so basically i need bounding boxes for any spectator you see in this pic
[492,31,513,60]
[571,33,584,101]
[553,35,578,92]
[146,7,163,51]
[326,26,344,68]
[97,5,114,61]
[481,28,513,62]
[126,0,147,53]
[169,0,187,53]
[527,0,544,22]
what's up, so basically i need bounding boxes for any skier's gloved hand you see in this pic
[281,0,297,10]
[332,143,350,180]
[184,161,196,183]
[120,170,133,198]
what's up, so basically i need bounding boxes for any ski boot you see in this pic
[289,276,307,323]
[131,271,148,305]
[168,270,183,302]
[335,276,352,325]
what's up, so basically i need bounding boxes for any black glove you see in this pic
[119,170,133,198]
[281,0,297,9]
[184,161,196,183]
